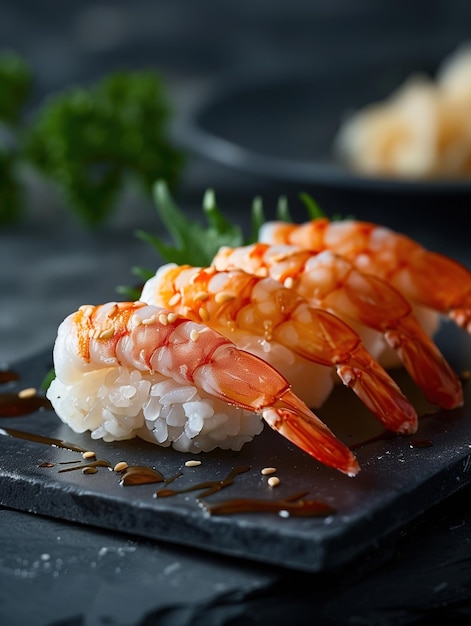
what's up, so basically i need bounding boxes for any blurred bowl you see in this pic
[173,62,471,232]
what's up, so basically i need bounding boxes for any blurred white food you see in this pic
[334,44,471,179]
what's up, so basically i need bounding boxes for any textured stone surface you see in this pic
[2,2,471,623]
[2,334,471,574]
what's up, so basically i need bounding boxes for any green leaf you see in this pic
[24,71,185,226]
[40,367,55,391]
[0,150,23,224]
[149,180,245,267]
[276,195,292,221]
[247,196,265,243]
[298,192,325,219]
[119,182,334,296]
[0,51,33,126]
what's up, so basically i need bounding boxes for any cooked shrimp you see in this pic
[141,264,418,435]
[47,301,359,476]
[259,217,471,335]
[212,242,463,410]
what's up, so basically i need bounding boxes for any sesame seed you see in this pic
[169,293,181,306]
[142,314,157,325]
[82,451,96,460]
[190,329,200,342]
[215,291,235,304]
[80,305,94,318]
[261,467,277,476]
[167,312,178,323]
[158,313,168,326]
[283,277,294,289]
[267,476,280,487]
[18,387,37,399]
[194,291,209,301]
[130,314,142,328]
[198,306,209,322]
[113,461,129,473]
[185,460,201,467]
[98,327,114,340]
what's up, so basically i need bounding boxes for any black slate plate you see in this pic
[174,65,471,194]
[1,322,471,574]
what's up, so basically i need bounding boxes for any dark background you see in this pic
[2,0,471,361]
[1,4,471,624]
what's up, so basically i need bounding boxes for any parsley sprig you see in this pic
[0,52,184,226]
[0,53,33,224]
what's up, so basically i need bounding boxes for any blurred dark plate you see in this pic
[175,64,471,195]
[1,321,471,574]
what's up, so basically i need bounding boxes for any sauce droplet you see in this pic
[155,465,251,498]
[58,459,112,473]
[201,491,335,517]
[0,370,19,384]
[0,393,53,417]
[0,427,87,452]
[119,466,165,486]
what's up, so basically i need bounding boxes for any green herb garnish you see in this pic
[0,52,184,226]
[0,52,33,224]
[118,180,328,299]
[137,180,245,267]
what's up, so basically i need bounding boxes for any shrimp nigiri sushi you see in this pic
[46,301,360,476]
[259,216,471,338]
[140,263,418,435]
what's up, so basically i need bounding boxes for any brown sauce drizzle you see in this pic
[0,367,441,518]
[155,465,251,498]
[2,419,438,518]
[0,427,87,453]
[0,369,19,384]
[0,393,52,417]
[58,459,112,473]
[201,491,336,517]
[119,466,166,486]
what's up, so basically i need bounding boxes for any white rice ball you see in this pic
[47,366,264,453]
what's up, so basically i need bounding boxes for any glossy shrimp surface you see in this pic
[141,264,418,436]
[213,242,463,410]
[50,301,359,476]
[259,217,471,334]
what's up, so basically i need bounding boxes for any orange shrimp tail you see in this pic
[384,318,463,410]
[195,346,359,476]
[406,250,471,317]
[263,391,360,477]
[336,348,418,435]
